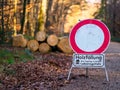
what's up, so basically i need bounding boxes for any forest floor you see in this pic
[0,42,120,90]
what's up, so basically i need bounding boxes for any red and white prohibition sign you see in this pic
[69,19,111,54]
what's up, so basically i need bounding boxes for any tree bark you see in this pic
[20,0,27,34]
[13,0,17,36]
[45,0,53,27]
[1,0,5,43]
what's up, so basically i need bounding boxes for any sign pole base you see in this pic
[67,65,73,80]
[67,65,109,81]
[86,68,88,78]
[105,67,109,81]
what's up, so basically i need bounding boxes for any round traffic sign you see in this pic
[69,19,110,54]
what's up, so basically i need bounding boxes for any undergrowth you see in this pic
[0,48,34,74]
[0,48,33,65]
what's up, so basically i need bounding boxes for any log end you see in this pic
[39,43,51,53]
[13,34,27,47]
[57,37,73,54]
[27,40,39,52]
[47,34,58,46]
[35,31,46,42]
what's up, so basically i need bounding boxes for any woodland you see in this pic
[0,0,120,90]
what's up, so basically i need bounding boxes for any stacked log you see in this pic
[12,31,73,54]
[13,34,27,47]
[57,37,73,54]
[35,31,46,42]
[47,34,58,46]
[27,40,39,52]
[39,43,51,53]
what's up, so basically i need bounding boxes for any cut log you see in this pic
[39,43,51,53]
[47,34,59,46]
[27,40,39,52]
[13,34,27,47]
[21,39,28,48]
[35,31,46,42]
[57,37,73,54]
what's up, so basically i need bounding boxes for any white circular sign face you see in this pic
[69,19,110,54]
[75,24,104,52]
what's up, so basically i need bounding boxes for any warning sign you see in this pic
[67,19,110,81]
[73,54,105,68]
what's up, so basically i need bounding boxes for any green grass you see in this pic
[0,48,34,65]
[0,49,14,64]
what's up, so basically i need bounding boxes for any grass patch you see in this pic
[15,48,34,63]
[0,49,14,64]
[0,48,34,65]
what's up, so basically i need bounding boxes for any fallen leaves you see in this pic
[0,52,72,90]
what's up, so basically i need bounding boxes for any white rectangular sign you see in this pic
[73,54,105,68]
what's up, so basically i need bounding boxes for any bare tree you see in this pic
[112,0,116,36]
[20,0,27,34]
[13,0,17,36]
[1,0,5,43]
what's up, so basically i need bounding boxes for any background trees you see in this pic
[0,0,120,44]
[107,0,120,37]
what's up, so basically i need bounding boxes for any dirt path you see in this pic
[105,42,120,53]
[60,42,120,90]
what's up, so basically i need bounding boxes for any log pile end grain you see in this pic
[57,37,73,54]
[13,34,27,47]
[27,40,39,52]
[35,31,46,42]
[21,39,28,48]
[47,34,59,46]
[39,43,51,53]
[12,32,73,54]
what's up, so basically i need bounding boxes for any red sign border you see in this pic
[69,19,111,54]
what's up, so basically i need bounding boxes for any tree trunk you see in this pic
[45,0,53,27]
[1,0,5,43]
[13,0,17,36]
[112,0,116,36]
[20,0,27,34]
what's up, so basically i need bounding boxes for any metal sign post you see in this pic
[68,19,110,81]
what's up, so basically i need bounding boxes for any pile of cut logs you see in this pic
[12,31,73,54]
